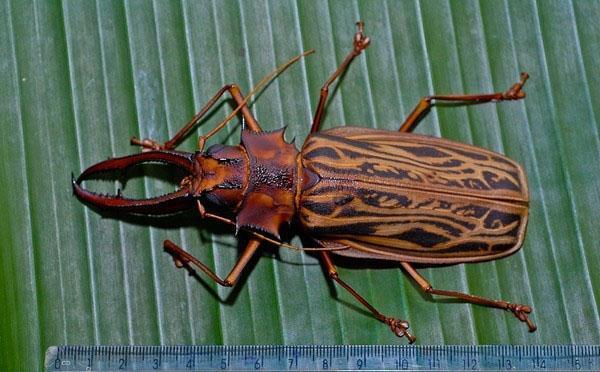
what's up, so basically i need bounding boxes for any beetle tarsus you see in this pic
[354,21,371,54]
[502,72,529,100]
[385,317,415,343]
[507,303,537,332]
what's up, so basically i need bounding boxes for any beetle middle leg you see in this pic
[320,251,416,343]
[131,83,262,151]
[400,262,536,332]
[399,73,529,133]
[310,22,370,134]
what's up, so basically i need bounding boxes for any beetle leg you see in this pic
[131,84,261,151]
[310,21,370,133]
[164,238,261,287]
[401,262,536,332]
[399,72,529,133]
[320,252,416,343]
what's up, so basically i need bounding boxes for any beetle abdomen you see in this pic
[299,127,528,264]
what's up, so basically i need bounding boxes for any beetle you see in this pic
[73,22,535,343]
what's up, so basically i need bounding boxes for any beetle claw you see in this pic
[353,21,371,54]
[507,303,537,332]
[385,317,416,343]
[502,72,529,100]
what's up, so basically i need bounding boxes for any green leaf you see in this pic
[1,1,599,370]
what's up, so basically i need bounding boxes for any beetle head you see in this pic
[73,144,249,216]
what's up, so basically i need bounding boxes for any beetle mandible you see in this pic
[73,22,535,343]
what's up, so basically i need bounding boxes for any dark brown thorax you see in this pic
[235,129,299,238]
[197,129,299,239]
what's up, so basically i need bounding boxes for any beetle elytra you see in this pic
[74,22,535,343]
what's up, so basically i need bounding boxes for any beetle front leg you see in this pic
[164,238,261,287]
[131,83,261,151]
[321,252,416,343]
[401,262,536,332]
[399,73,529,133]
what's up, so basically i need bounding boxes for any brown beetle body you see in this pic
[299,127,528,264]
[73,22,536,342]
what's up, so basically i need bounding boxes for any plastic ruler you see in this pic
[45,344,599,371]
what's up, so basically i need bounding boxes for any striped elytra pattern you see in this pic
[300,127,528,263]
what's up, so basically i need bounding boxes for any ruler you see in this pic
[45,345,599,371]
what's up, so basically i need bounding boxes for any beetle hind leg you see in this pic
[321,252,416,343]
[401,262,536,332]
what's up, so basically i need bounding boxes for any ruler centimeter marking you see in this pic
[45,345,600,371]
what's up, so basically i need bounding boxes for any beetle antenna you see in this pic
[199,49,315,149]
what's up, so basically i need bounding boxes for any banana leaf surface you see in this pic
[1,1,599,370]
